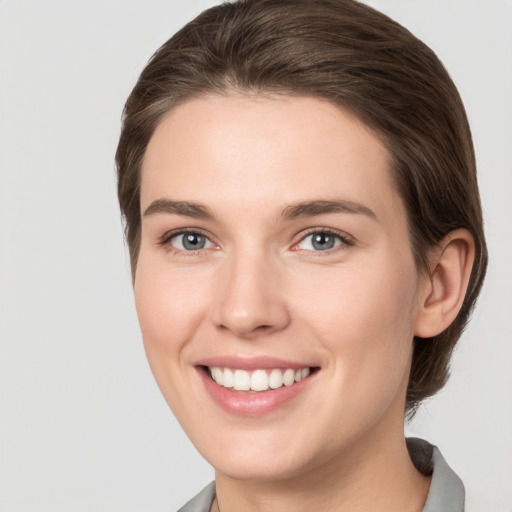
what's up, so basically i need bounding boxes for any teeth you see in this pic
[212,367,223,385]
[233,369,251,391]
[293,368,310,382]
[283,368,295,386]
[209,367,312,392]
[223,368,234,388]
[251,370,268,391]
[269,368,283,389]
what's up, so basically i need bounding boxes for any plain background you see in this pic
[0,1,511,510]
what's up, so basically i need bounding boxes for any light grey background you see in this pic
[0,1,510,511]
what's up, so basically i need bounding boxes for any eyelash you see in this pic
[158,228,216,256]
[291,228,354,254]
[158,227,354,255]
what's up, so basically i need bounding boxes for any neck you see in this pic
[213,428,431,512]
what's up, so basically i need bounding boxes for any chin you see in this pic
[212,453,308,482]
[195,428,321,482]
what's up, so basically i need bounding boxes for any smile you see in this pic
[197,358,319,416]
[209,367,311,392]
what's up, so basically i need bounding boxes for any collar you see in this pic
[408,437,465,511]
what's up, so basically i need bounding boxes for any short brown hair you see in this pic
[116,0,487,413]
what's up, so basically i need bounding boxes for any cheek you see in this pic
[133,255,209,376]
[299,256,417,333]
[296,257,419,395]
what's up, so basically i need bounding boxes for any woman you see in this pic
[116,0,488,510]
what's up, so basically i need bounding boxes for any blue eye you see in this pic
[169,232,215,251]
[296,231,346,251]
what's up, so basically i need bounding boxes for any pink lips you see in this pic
[195,356,317,417]
[197,355,310,371]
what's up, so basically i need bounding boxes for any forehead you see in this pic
[140,94,402,226]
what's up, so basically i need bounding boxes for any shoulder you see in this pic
[408,437,465,512]
[408,438,509,512]
[176,481,216,512]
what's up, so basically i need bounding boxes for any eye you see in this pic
[294,230,350,251]
[168,232,216,251]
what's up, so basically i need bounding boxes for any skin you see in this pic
[134,94,473,512]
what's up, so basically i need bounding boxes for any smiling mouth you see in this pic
[206,366,316,392]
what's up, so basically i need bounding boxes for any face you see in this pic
[135,94,427,481]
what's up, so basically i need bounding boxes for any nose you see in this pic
[211,251,291,339]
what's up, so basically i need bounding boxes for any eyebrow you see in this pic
[280,200,378,221]
[143,199,214,219]
[143,198,377,222]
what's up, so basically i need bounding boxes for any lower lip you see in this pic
[197,368,316,417]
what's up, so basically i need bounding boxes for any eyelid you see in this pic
[291,227,355,252]
[158,228,218,251]
[156,226,354,253]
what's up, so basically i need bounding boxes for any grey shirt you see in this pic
[177,438,465,512]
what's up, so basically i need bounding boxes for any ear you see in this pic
[414,229,475,338]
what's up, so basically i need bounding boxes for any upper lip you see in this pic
[194,356,316,370]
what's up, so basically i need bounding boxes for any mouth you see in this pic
[195,357,319,416]
[205,366,315,392]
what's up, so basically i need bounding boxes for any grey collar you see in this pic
[177,481,215,512]
[410,438,465,511]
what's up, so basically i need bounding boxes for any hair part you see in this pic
[116,0,487,413]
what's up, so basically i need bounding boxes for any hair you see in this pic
[116,0,487,414]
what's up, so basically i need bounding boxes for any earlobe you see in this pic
[414,229,475,338]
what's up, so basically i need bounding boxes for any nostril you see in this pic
[254,324,274,331]
[215,322,274,338]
